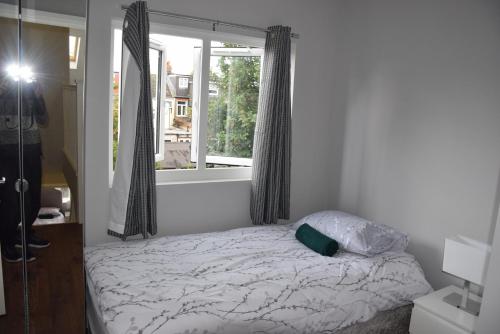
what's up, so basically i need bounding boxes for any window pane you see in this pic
[112,29,122,170]
[150,34,202,170]
[149,47,161,156]
[112,30,202,171]
[69,35,81,69]
[179,77,189,89]
[206,41,262,168]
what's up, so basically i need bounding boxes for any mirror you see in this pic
[0,0,87,332]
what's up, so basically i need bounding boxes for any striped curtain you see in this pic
[250,26,292,225]
[108,1,157,240]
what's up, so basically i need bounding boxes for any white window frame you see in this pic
[176,100,188,117]
[150,42,166,162]
[178,77,189,89]
[109,20,295,184]
[69,35,81,69]
[204,47,263,168]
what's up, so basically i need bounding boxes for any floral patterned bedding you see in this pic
[85,225,432,334]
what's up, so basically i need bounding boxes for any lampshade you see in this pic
[442,235,491,286]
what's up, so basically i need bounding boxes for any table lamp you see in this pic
[442,235,491,316]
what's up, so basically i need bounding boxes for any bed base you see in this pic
[86,287,412,334]
[336,304,412,334]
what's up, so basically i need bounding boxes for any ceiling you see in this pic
[1,0,86,17]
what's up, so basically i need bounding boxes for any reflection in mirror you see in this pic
[0,0,87,332]
[0,3,22,332]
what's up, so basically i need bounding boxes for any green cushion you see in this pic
[295,223,339,256]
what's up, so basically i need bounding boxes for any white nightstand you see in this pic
[409,285,480,334]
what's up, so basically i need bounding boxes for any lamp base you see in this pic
[443,292,481,316]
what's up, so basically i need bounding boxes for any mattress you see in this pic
[85,225,432,334]
[86,272,110,334]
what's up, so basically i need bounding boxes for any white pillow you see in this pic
[292,211,409,256]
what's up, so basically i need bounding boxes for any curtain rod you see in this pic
[120,5,300,39]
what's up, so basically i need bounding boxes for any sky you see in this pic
[113,29,204,75]
[112,30,234,77]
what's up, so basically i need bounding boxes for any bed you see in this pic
[85,225,432,334]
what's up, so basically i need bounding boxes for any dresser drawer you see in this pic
[410,306,471,334]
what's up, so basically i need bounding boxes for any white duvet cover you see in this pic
[85,225,432,334]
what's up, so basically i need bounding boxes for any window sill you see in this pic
[109,168,252,188]
[156,178,251,186]
[154,167,252,184]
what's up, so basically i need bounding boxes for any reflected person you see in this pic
[0,71,50,263]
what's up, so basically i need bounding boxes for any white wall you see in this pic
[85,0,342,245]
[333,0,500,289]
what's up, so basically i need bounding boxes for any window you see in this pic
[178,77,189,89]
[176,101,188,116]
[69,35,81,69]
[110,23,275,182]
[149,45,165,160]
[111,29,170,166]
[206,42,263,168]
[208,83,219,96]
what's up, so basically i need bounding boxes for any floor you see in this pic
[0,223,84,334]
